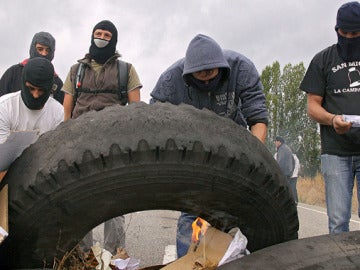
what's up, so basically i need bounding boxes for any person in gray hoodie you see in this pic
[150,33,268,258]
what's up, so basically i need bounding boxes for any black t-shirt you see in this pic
[300,44,360,155]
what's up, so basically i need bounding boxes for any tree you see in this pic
[261,61,320,177]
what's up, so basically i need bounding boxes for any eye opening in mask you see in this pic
[192,68,219,82]
[337,28,360,38]
[93,29,113,41]
[187,69,224,93]
[35,43,51,56]
[25,81,45,97]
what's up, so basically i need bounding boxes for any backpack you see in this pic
[291,154,295,174]
[73,59,129,105]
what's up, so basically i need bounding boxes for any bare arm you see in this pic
[307,93,351,134]
[250,122,267,144]
[128,87,141,103]
[63,93,74,121]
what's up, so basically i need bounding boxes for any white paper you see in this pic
[0,130,39,171]
[0,226,8,237]
[217,227,250,266]
[91,244,113,270]
[112,257,140,270]
[0,226,8,244]
[343,115,360,127]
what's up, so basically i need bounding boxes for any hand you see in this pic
[333,115,352,134]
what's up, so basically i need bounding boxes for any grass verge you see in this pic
[297,174,358,214]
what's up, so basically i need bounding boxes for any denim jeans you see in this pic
[321,154,360,233]
[176,212,196,258]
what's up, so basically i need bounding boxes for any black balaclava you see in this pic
[89,20,118,64]
[187,69,226,93]
[21,57,54,110]
[335,1,360,62]
[29,32,56,61]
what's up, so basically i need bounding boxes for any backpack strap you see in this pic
[73,63,86,106]
[117,60,129,105]
[75,63,86,89]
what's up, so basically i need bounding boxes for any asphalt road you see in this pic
[297,202,360,238]
[92,204,360,268]
[124,210,179,268]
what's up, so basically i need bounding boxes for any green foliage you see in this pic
[261,61,320,177]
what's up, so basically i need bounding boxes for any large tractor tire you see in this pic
[218,230,360,269]
[0,102,298,268]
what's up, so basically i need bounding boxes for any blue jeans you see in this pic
[321,154,360,233]
[176,213,196,258]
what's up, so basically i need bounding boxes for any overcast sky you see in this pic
[0,0,348,102]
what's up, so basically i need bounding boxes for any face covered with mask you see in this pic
[29,32,56,62]
[89,20,118,64]
[21,57,54,110]
[335,1,360,62]
[188,68,225,93]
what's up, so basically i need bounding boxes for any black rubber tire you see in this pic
[217,230,360,269]
[0,102,298,268]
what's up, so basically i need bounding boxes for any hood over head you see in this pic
[182,34,230,86]
[21,57,54,110]
[29,31,56,61]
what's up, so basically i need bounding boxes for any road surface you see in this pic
[297,203,360,238]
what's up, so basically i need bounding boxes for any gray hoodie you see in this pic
[150,34,268,128]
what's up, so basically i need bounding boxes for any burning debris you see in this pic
[191,217,210,253]
[162,218,249,270]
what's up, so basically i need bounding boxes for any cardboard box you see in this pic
[161,227,233,270]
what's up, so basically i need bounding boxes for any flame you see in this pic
[191,217,210,242]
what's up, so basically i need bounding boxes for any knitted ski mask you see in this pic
[21,57,54,110]
[187,69,225,93]
[29,32,56,61]
[335,1,360,62]
[89,20,118,64]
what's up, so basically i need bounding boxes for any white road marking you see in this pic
[163,244,176,264]
[297,204,327,215]
[298,204,360,224]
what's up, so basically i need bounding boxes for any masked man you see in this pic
[62,20,143,255]
[300,1,360,234]
[151,33,268,258]
[0,57,63,143]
